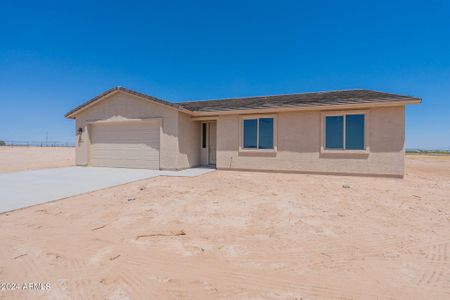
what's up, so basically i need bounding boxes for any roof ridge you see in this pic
[176,89,370,104]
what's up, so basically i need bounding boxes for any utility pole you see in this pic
[45,132,48,147]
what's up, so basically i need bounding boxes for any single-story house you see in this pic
[65,87,421,177]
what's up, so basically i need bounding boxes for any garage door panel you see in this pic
[90,145,159,154]
[91,140,160,146]
[89,122,160,169]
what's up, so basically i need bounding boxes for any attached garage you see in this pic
[89,120,160,169]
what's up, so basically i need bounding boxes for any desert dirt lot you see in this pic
[0,155,449,299]
[0,146,74,173]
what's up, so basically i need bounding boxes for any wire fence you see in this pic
[406,148,450,154]
[0,140,75,147]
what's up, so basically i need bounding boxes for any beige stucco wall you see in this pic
[216,106,405,177]
[177,112,200,169]
[74,91,186,170]
[73,92,405,176]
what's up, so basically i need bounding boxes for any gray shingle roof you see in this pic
[177,89,421,112]
[66,87,421,118]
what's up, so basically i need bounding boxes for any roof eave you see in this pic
[65,87,192,119]
[65,88,120,119]
[188,99,422,116]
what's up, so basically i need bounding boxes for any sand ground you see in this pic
[0,155,449,299]
[0,147,74,173]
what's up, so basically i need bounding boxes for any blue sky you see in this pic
[1,0,449,149]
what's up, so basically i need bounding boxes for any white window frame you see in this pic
[239,114,277,152]
[321,110,369,154]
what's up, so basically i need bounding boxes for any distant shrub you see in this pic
[0,140,5,146]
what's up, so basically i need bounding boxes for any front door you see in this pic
[208,122,216,165]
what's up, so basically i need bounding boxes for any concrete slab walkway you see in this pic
[0,166,214,213]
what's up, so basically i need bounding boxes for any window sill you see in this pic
[321,149,369,155]
[238,148,277,157]
[320,149,369,159]
[239,148,276,153]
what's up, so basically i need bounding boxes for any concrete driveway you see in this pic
[0,166,214,213]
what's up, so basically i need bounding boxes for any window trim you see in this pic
[321,110,369,154]
[239,114,277,153]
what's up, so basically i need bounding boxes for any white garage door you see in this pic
[89,122,160,169]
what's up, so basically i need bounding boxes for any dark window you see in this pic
[325,116,344,149]
[345,114,365,150]
[202,123,207,148]
[325,114,365,150]
[243,119,257,148]
[258,118,274,149]
[243,118,274,149]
